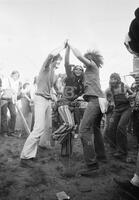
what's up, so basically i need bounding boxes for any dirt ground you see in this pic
[0,130,138,200]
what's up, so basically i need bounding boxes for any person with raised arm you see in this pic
[20,42,66,167]
[67,41,106,176]
[52,45,84,156]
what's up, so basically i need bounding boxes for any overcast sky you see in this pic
[0,0,138,89]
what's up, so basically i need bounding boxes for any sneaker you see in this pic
[20,158,36,168]
[78,163,99,176]
[113,178,139,200]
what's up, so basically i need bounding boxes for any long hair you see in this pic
[45,53,62,69]
[84,50,104,68]
[52,53,62,62]
[110,73,121,83]
[109,73,121,90]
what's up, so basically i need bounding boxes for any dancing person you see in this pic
[67,41,106,176]
[107,73,133,161]
[20,42,66,167]
[52,45,84,156]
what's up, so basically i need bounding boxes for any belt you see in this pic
[35,93,51,100]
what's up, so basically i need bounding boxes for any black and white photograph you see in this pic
[0,0,139,199]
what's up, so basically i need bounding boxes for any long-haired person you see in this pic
[53,45,84,156]
[67,41,106,176]
[107,73,133,161]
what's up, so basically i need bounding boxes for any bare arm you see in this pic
[50,42,66,57]
[126,85,133,95]
[42,42,66,70]
[125,84,136,100]
[65,46,72,76]
[68,43,97,68]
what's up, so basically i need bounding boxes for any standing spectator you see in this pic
[103,87,114,142]
[107,73,133,161]
[0,72,7,135]
[67,41,106,176]
[20,43,66,167]
[1,70,22,136]
[30,76,38,131]
[18,82,32,134]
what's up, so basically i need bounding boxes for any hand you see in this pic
[50,40,68,56]
[126,93,135,100]
[66,40,71,47]
[64,39,69,48]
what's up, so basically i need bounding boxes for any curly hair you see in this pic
[84,50,104,68]
[110,73,121,83]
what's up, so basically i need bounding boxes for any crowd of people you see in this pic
[0,7,139,199]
